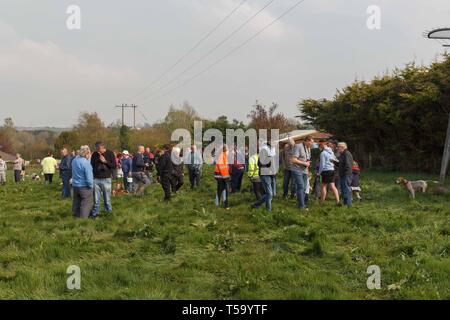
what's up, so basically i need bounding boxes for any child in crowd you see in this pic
[351,160,362,201]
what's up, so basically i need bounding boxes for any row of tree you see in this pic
[1,101,299,159]
[0,118,60,160]
[299,54,450,172]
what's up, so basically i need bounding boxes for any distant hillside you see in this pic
[16,127,70,133]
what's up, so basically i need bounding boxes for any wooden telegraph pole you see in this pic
[115,104,138,128]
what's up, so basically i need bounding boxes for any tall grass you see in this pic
[0,168,448,299]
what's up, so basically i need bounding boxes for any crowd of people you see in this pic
[0,136,362,218]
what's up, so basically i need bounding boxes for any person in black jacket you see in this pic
[337,142,354,207]
[59,147,73,199]
[132,145,151,196]
[170,147,184,193]
[90,141,116,218]
[143,147,155,181]
[157,144,173,202]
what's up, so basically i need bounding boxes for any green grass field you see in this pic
[0,166,449,300]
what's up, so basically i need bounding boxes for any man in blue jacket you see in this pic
[71,146,94,219]
[59,147,73,199]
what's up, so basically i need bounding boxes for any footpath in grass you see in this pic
[0,168,449,299]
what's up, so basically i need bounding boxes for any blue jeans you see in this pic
[91,178,112,217]
[340,175,353,207]
[292,171,308,209]
[283,169,296,197]
[61,173,72,198]
[123,172,131,192]
[252,175,274,212]
[272,176,277,197]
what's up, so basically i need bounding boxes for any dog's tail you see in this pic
[426,180,439,184]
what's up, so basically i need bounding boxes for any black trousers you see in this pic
[160,174,171,201]
[171,173,184,193]
[231,169,244,192]
[14,170,21,182]
[216,178,230,208]
[188,168,201,188]
[44,174,53,184]
[250,178,264,201]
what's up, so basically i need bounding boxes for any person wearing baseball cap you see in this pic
[120,150,133,192]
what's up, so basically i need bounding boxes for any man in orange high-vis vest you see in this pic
[214,145,231,209]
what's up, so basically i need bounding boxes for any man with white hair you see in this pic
[337,142,354,207]
[291,136,314,210]
[71,146,94,219]
[132,145,151,196]
[281,137,296,199]
[185,144,202,189]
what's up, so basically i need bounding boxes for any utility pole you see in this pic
[439,114,450,184]
[424,28,450,184]
[115,104,138,128]
[131,104,137,129]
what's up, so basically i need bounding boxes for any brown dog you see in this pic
[395,177,428,199]
[112,182,129,197]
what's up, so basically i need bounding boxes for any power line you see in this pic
[137,108,149,123]
[142,0,307,104]
[137,0,276,102]
[131,0,247,101]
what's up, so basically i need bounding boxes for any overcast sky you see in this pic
[0,0,448,127]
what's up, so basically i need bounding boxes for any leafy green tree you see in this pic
[299,55,450,172]
[119,125,131,151]
[248,101,297,134]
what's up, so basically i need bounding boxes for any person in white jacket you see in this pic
[0,155,7,185]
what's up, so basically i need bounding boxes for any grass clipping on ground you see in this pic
[0,168,449,299]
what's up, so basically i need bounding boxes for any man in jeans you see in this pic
[90,141,116,219]
[337,142,354,207]
[281,138,296,199]
[72,146,94,219]
[251,141,278,212]
[291,136,314,210]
